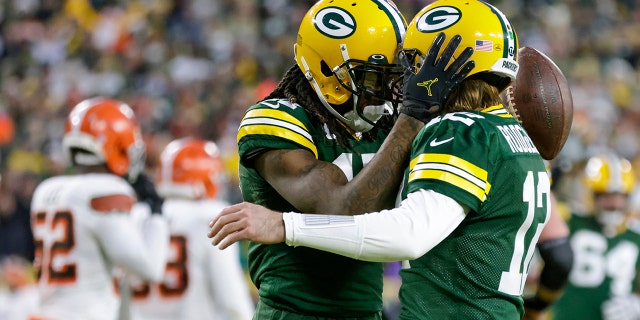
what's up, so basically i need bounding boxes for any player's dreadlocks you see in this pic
[262,64,386,150]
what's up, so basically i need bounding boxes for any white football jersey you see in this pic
[129,198,255,320]
[30,173,169,320]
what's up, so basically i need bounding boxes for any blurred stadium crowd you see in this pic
[2,0,640,316]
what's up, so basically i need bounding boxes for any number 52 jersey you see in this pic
[30,173,169,320]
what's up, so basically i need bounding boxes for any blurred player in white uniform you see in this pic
[29,97,169,320]
[128,137,254,320]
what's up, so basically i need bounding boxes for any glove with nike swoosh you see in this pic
[400,32,475,123]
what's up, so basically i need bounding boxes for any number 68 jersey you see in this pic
[551,214,640,320]
[30,173,169,320]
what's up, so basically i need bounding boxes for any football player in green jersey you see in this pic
[552,152,640,320]
[211,1,551,319]
[229,0,474,318]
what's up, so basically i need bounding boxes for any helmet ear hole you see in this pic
[320,61,333,77]
[69,147,102,166]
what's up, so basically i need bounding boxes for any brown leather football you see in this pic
[501,46,573,160]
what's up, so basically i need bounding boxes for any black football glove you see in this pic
[128,172,164,215]
[400,32,475,123]
[523,295,550,312]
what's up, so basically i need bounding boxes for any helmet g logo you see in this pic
[314,7,356,39]
[416,6,461,33]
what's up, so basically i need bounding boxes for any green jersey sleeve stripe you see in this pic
[237,123,318,158]
[239,117,314,143]
[237,108,318,157]
[413,162,488,191]
[409,153,491,201]
[410,153,488,181]
[409,169,487,202]
[244,108,309,130]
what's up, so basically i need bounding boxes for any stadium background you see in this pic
[2,0,640,316]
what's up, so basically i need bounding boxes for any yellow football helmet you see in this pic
[585,152,636,194]
[294,0,407,132]
[402,0,519,92]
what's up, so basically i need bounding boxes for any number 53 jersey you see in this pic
[128,198,255,320]
[30,173,169,320]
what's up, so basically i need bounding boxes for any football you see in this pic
[501,46,573,160]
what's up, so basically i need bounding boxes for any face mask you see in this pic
[343,102,391,133]
[598,210,625,237]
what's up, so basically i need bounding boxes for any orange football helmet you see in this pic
[0,112,15,145]
[157,137,224,199]
[63,97,145,180]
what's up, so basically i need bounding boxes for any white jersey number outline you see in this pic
[499,171,550,295]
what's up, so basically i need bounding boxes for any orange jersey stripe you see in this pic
[90,194,134,213]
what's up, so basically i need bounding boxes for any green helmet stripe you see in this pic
[372,0,407,45]
[482,1,517,60]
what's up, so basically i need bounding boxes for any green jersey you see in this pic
[237,98,386,316]
[551,214,640,320]
[399,106,550,320]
